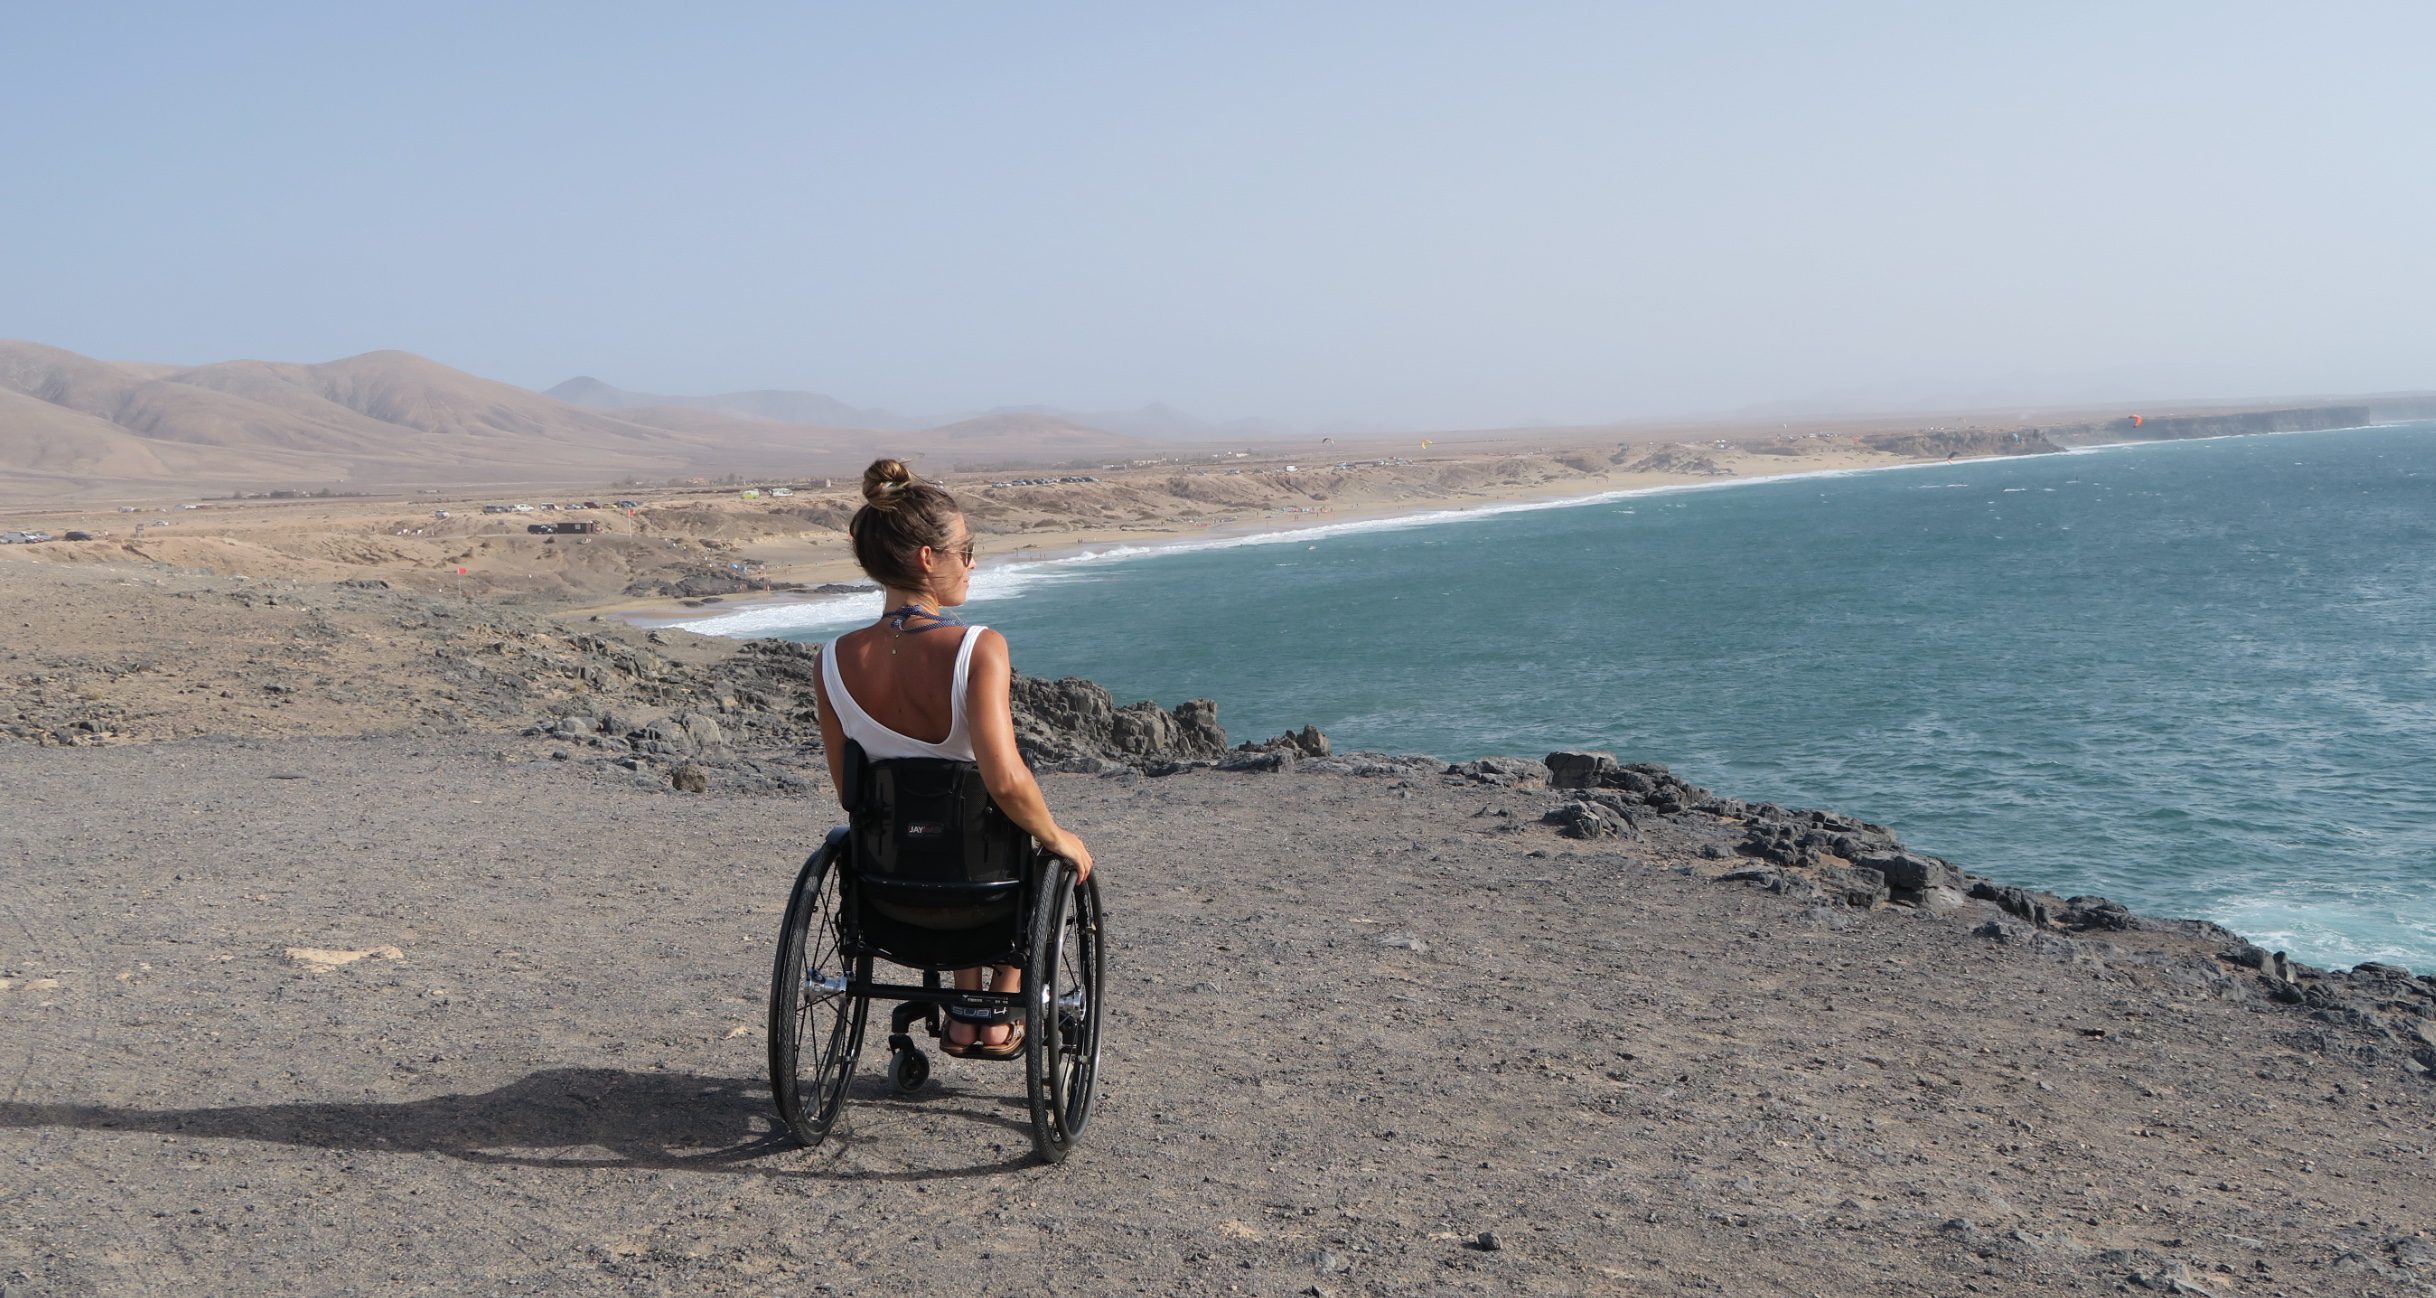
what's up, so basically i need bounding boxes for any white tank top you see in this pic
[820,625,986,762]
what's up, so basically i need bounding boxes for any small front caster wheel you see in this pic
[889,1047,931,1094]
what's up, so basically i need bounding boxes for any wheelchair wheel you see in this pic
[768,843,869,1147]
[1023,864,1104,1164]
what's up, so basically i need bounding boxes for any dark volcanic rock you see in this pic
[1859,428,2063,459]
[1240,725,1331,759]
[1622,447,1733,476]
[1573,761,1720,815]
[1853,850,1957,893]
[1302,752,1442,778]
[2059,895,2137,932]
[1832,865,1890,909]
[1544,751,1619,789]
[1447,757,1550,787]
[1544,800,1636,841]
[628,569,774,599]
[1009,676,1228,768]
[1969,880,2058,928]
[1739,821,1819,869]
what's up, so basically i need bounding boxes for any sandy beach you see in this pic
[0,434,1972,631]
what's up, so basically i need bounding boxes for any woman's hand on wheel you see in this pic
[1048,832,1093,883]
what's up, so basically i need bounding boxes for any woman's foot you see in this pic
[942,1018,1010,1050]
[944,1020,1024,1060]
[941,1006,1024,1058]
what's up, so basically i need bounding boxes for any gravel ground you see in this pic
[5,736,2434,1297]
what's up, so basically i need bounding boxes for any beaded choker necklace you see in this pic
[884,603,962,654]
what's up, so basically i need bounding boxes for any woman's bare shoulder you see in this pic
[829,625,883,654]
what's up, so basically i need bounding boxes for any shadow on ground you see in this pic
[0,1067,1041,1181]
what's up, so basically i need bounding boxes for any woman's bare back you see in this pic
[827,622,967,744]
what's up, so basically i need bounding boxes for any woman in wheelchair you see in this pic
[810,458,1095,1060]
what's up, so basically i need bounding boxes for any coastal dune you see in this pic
[4,560,2434,1295]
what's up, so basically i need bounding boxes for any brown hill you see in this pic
[174,351,664,447]
[0,341,1174,501]
[920,410,1143,462]
[0,340,388,454]
[0,387,227,479]
[545,375,915,430]
[0,343,883,500]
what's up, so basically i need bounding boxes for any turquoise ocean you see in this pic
[681,422,2436,972]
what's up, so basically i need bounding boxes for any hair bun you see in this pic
[861,458,916,512]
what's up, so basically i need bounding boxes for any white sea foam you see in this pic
[655,556,1105,637]
[2064,419,2404,456]
[657,420,2436,641]
[656,455,1994,639]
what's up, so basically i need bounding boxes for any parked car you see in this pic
[62,531,93,541]
[613,499,640,509]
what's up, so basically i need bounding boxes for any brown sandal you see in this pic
[940,1007,1026,1060]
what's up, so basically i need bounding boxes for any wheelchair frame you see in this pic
[767,825,1105,1164]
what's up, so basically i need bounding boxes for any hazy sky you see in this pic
[6,3,2431,428]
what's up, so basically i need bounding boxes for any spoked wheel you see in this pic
[768,840,869,1147]
[1023,863,1105,1164]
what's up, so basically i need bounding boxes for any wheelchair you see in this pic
[765,748,1105,1163]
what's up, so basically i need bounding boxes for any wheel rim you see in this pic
[771,852,866,1142]
[1040,876,1102,1142]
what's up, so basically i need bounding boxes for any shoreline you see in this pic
[4,550,2431,986]
[609,446,2007,634]
[614,416,2430,637]
[6,410,2406,623]
[14,423,2431,975]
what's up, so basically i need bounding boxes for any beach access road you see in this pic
[4,736,2433,1296]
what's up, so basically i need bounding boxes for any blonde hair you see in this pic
[849,458,961,591]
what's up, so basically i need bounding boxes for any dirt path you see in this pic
[4,736,2432,1296]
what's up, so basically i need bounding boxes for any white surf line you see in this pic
[650,459,1981,637]
[661,421,2436,638]
[2066,417,2427,455]
[656,457,2051,636]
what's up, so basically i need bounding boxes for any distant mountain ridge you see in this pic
[0,342,1160,499]
[544,376,918,431]
[546,376,1284,442]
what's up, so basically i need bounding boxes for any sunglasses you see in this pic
[937,538,976,566]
